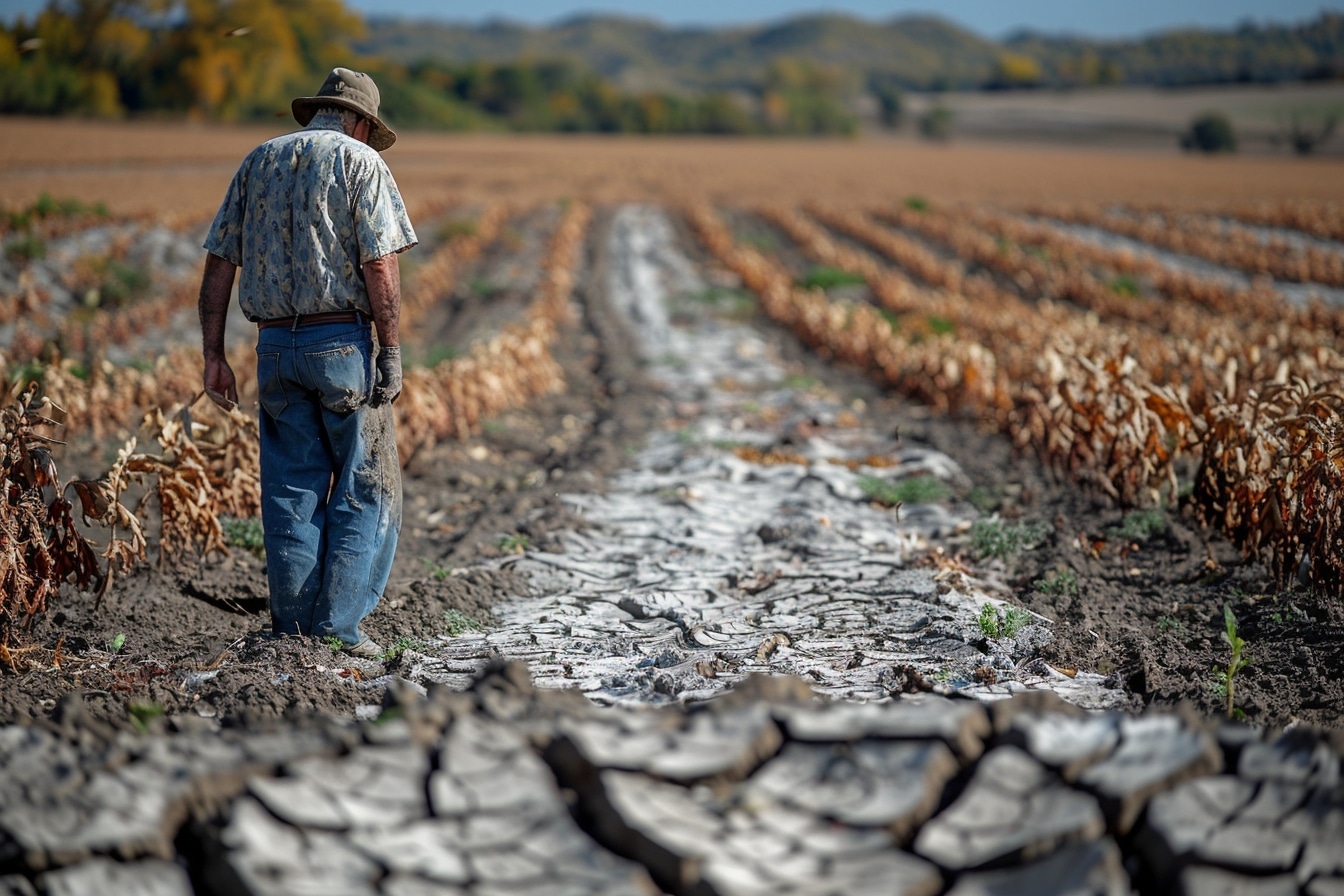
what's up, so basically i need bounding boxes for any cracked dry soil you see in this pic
[1,204,1342,736]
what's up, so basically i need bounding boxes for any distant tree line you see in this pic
[0,0,855,135]
[378,56,855,135]
[1,1,1340,137]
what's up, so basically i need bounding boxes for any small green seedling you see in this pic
[128,702,165,733]
[1216,603,1250,720]
[970,518,1050,562]
[859,474,950,507]
[1111,509,1167,544]
[1036,568,1079,596]
[421,558,453,581]
[381,637,423,661]
[795,265,866,291]
[109,633,126,654]
[221,516,265,556]
[1157,615,1182,634]
[977,604,1031,640]
[443,609,481,637]
[323,635,344,653]
[497,533,531,554]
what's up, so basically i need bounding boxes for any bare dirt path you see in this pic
[2,199,1344,896]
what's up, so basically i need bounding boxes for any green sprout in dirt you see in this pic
[1110,509,1167,544]
[221,515,265,557]
[970,518,1051,562]
[1109,275,1142,298]
[381,637,424,661]
[1157,615,1183,634]
[795,265,866,291]
[421,558,453,581]
[1215,603,1251,720]
[468,278,503,298]
[903,195,931,212]
[128,701,165,733]
[4,232,46,264]
[497,533,531,554]
[977,604,1031,640]
[859,474,950,507]
[781,373,818,391]
[323,635,344,653]
[443,608,482,637]
[109,632,126,654]
[1036,568,1079,596]
[925,315,955,336]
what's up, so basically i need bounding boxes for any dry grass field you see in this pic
[3,116,1343,217]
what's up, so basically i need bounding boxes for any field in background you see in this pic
[901,82,1344,152]
[2,115,1343,221]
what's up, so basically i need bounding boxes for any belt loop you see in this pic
[291,314,301,333]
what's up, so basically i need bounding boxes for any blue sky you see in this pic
[0,0,1338,37]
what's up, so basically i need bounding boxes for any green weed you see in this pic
[858,474,950,507]
[1157,615,1183,634]
[970,518,1051,561]
[978,604,1032,640]
[381,636,423,661]
[443,608,482,636]
[1109,275,1141,298]
[128,702,165,733]
[4,232,46,263]
[1111,508,1167,543]
[221,516,265,556]
[926,315,955,336]
[736,228,779,250]
[109,632,126,653]
[497,533,531,554]
[903,195,931,212]
[781,373,818,390]
[796,265,866,291]
[966,486,1000,513]
[95,258,150,308]
[1036,568,1079,596]
[323,635,344,653]
[468,278,503,297]
[1215,603,1250,719]
[421,558,453,581]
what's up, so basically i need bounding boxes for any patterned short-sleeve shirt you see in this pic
[203,111,418,322]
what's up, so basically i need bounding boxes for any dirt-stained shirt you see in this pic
[203,111,418,322]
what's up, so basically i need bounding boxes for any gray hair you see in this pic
[315,105,362,128]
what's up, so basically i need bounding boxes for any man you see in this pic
[198,67,417,658]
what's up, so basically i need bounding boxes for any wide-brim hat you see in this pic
[292,67,396,151]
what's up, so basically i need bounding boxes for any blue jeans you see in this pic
[255,321,401,645]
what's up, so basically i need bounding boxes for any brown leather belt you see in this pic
[258,310,367,330]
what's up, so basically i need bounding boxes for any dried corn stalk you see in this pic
[0,386,108,642]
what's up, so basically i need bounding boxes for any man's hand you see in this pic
[204,355,239,411]
[371,345,402,407]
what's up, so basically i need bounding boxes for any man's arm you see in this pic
[364,252,403,406]
[199,252,239,410]
[364,252,401,348]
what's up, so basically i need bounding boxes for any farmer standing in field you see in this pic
[197,67,417,658]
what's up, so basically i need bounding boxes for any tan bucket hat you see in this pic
[292,67,396,151]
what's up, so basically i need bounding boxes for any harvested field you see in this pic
[2,119,1344,894]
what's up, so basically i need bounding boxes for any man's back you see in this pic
[204,116,414,322]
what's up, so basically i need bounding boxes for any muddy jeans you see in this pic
[255,320,402,645]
